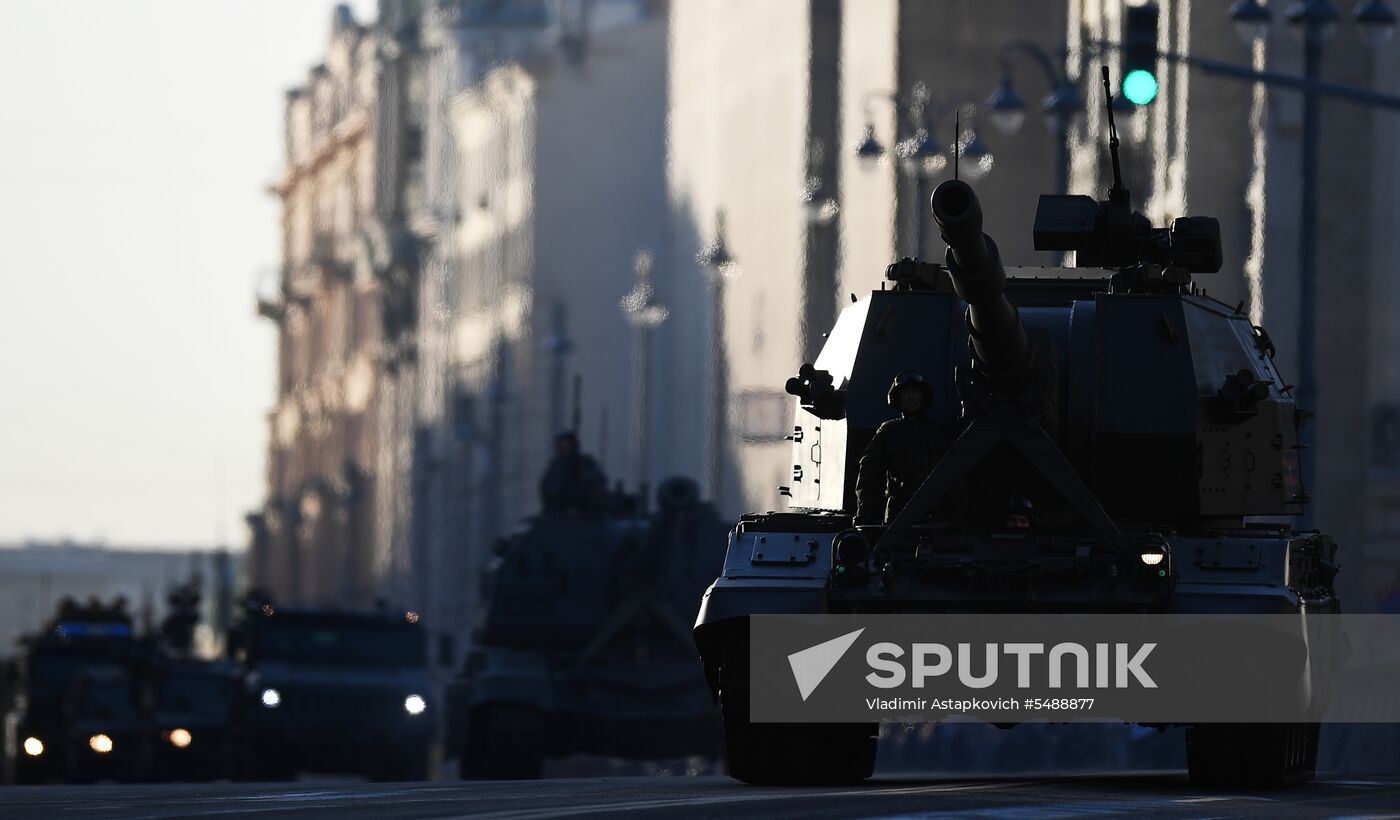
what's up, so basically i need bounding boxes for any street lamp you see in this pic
[895,123,947,178]
[1356,0,1399,45]
[697,211,739,279]
[984,78,1027,134]
[1227,0,1396,527]
[801,139,840,225]
[855,83,986,257]
[955,119,994,181]
[1286,0,1342,38]
[984,40,1083,195]
[698,210,736,505]
[620,249,668,496]
[1229,0,1273,43]
[854,124,885,170]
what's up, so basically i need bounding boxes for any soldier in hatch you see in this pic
[539,431,607,514]
[854,371,964,525]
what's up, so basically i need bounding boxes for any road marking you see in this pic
[867,801,1184,819]
[1174,796,1277,803]
[460,780,1045,820]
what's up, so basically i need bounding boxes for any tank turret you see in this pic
[451,467,726,780]
[693,67,1339,790]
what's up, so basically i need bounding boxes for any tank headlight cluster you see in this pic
[22,736,44,757]
[1138,540,1169,577]
[167,728,193,748]
[261,687,281,708]
[404,694,427,715]
[89,733,114,754]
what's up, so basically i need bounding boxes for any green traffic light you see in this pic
[1123,69,1159,105]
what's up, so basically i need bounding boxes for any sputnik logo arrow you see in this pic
[787,628,865,701]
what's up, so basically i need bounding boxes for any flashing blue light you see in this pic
[55,622,134,638]
[1123,69,1159,105]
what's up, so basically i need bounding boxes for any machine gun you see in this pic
[1033,67,1222,275]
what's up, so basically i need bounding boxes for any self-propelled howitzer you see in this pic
[695,77,1338,788]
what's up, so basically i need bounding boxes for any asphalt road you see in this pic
[3,773,1400,819]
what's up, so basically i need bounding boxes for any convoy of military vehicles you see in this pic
[1,68,1339,791]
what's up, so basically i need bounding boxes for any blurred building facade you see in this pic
[665,0,841,516]
[420,0,667,640]
[252,1,672,658]
[251,2,1400,685]
[250,2,426,609]
[666,0,1072,517]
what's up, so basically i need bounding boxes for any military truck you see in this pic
[452,477,726,779]
[694,70,1339,788]
[144,658,242,781]
[2,601,141,784]
[61,665,148,783]
[233,603,434,781]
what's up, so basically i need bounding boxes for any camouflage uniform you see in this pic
[854,415,961,524]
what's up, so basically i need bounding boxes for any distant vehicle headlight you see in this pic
[89,734,114,754]
[168,728,193,748]
[22,737,44,757]
[261,687,281,708]
[404,694,426,716]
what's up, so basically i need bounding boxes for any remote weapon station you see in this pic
[693,69,1338,787]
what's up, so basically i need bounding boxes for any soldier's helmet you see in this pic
[886,370,934,407]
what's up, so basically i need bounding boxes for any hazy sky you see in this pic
[0,0,376,549]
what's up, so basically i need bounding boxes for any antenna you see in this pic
[953,109,961,181]
[1101,66,1129,208]
[571,374,582,434]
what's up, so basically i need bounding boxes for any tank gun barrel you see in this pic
[930,179,1031,384]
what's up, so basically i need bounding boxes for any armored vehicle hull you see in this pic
[234,607,434,781]
[452,478,726,779]
[2,613,140,784]
[695,175,1340,788]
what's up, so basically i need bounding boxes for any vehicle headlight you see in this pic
[22,737,44,757]
[168,728,193,748]
[89,734,114,754]
[261,687,281,708]
[404,694,426,715]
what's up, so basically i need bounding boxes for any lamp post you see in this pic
[540,303,573,435]
[982,39,1084,198]
[697,211,739,506]
[855,83,991,259]
[1228,0,1396,527]
[802,138,840,361]
[620,249,669,497]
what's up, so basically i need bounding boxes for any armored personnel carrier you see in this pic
[232,602,434,781]
[2,600,142,784]
[694,70,1339,788]
[451,476,726,779]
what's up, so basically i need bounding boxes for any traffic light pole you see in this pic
[1297,30,1323,528]
[1087,39,1400,110]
